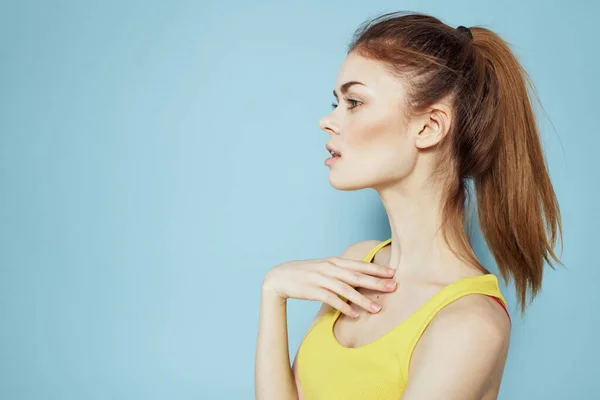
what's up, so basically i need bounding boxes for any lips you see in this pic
[326,144,342,157]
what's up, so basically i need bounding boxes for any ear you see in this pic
[413,103,451,150]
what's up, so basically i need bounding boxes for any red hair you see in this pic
[348,11,564,315]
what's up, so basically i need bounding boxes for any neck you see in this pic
[375,175,480,282]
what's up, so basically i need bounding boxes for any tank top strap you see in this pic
[362,238,392,262]
[407,274,508,327]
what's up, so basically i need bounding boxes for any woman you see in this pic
[255,11,563,400]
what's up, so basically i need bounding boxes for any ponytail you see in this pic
[470,27,564,315]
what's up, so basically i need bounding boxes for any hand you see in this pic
[262,257,398,317]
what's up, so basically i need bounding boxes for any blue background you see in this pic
[1,1,597,399]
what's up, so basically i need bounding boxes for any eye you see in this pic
[331,98,361,110]
[347,99,361,109]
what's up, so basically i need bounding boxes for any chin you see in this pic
[328,173,369,191]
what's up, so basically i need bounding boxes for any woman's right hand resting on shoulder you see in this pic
[262,256,398,317]
[255,243,398,400]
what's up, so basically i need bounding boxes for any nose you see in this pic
[319,114,339,136]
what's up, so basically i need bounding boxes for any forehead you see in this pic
[336,52,404,95]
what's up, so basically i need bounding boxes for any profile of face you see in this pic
[319,52,450,192]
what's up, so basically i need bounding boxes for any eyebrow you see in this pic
[333,81,366,99]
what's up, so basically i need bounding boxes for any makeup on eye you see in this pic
[330,98,362,110]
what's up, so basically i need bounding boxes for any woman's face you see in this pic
[320,52,435,191]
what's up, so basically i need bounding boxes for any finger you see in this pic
[315,288,358,318]
[327,264,397,293]
[327,256,396,277]
[320,275,382,314]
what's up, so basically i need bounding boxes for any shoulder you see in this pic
[403,293,511,398]
[341,239,383,260]
[422,293,511,360]
[437,291,511,333]
[429,294,512,355]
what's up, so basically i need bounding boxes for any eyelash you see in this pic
[331,98,361,110]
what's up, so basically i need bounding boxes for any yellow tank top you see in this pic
[297,238,509,399]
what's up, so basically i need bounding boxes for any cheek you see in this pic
[348,116,412,165]
[368,144,415,179]
[350,122,416,180]
[343,114,393,154]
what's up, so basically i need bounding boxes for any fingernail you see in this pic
[370,303,381,312]
[386,281,397,289]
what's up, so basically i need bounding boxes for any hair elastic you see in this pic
[456,25,473,39]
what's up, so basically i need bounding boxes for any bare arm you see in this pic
[254,286,299,400]
[255,240,385,400]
